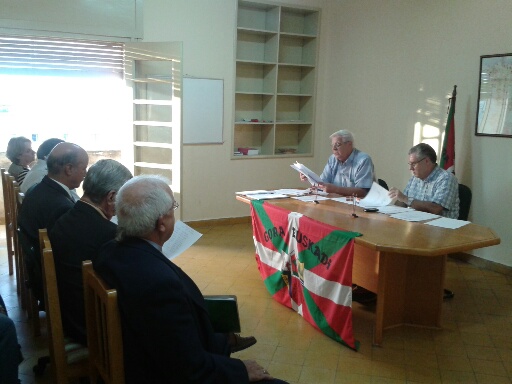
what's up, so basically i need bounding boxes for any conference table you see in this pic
[237,194,500,346]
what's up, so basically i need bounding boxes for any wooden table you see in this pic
[237,195,500,345]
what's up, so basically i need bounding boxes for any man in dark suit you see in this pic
[95,175,286,384]
[18,142,89,304]
[49,159,132,345]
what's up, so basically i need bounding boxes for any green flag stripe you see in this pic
[302,286,359,350]
[252,200,289,254]
[264,270,287,295]
[299,229,360,270]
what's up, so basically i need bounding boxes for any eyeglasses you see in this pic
[332,142,345,150]
[408,157,426,168]
[171,200,179,210]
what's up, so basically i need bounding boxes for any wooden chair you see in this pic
[1,168,15,276]
[41,236,89,383]
[7,176,23,296]
[83,260,125,384]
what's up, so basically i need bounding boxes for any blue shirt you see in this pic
[320,149,375,189]
[404,165,460,219]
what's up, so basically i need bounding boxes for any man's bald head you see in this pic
[47,142,89,189]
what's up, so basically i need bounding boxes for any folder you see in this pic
[203,295,241,333]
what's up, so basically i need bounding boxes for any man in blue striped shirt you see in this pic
[301,130,375,197]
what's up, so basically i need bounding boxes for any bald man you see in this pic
[18,142,89,305]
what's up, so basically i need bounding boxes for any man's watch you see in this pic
[407,197,414,207]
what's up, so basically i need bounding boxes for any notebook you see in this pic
[203,295,241,333]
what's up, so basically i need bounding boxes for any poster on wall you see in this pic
[475,53,512,138]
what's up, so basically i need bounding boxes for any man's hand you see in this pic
[299,172,307,182]
[243,360,273,382]
[388,187,407,204]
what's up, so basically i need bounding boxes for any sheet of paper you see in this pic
[235,190,270,195]
[330,196,353,204]
[424,217,470,229]
[245,193,289,200]
[163,220,202,260]
[273,189,309,196]
[377,206,413,215]
[290,162,323,185]
[292,195,329,202]
[359,181,394,208]
[390,211,440,222]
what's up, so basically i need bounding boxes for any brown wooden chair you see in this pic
[41,236,89,383]
[1,168,15,276]
[12,191,43,337]
[83,260,124,384]
[7,176,23,296]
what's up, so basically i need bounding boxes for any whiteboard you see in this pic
[183,77,223,144]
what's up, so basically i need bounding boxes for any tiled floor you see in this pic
[1,222,512,384]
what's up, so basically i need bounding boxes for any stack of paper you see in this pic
[358,181,395,208]
[290,162,322,185]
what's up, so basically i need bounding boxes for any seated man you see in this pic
[0,294,23,384]
[300,129,375,197]
[95,175,286,384]
[49,159,132,345]
[18,142,88,304]
[388,143,459,218]
[20,138,64,194]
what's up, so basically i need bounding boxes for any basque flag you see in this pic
[250,200,361,350]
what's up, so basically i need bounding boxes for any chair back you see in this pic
[458,184,472,221]
[378,178,389,190]
[83,260,125,384]
[1,169,15,276]
[41,238,89,383]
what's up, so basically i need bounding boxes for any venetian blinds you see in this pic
[0,35,124,77]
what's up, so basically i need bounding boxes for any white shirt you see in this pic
[20,159,47,194]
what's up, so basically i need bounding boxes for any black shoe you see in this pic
[229,333,257,353]
[443,289,454,299]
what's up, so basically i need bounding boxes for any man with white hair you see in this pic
[94,175,286,384]
[300,129,375,197]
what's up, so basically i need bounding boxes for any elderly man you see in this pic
[301,129,375,197]
[389,143,459,219]
[49,159,132,345]
[94,175,287,384]
[20,138,64,194]
[18,142,88,304]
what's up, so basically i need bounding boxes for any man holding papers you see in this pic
[388,143,459,219]
[299,130,375,197]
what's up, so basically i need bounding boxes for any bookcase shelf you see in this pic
[233,1,319,159]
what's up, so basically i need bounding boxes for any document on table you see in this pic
[236,190,289,199]
[273,188,309,196]
[389,211,440,222]
[292,195,330,202]
[424,217,470,229]
[290,161,323,185]
[377,205,412,215]
[359,181,395,208]
[163,220,202,260]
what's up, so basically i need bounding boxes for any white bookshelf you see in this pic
[234,1,319,158]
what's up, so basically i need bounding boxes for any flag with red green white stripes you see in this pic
[250,200,361,350]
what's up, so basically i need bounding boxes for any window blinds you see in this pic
[0,35,124,77]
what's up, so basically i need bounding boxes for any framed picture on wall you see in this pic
[475,53,512,137]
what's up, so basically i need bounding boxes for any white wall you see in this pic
[144,0,510,266]
[320,0,512,266]
[143,0,328,222]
